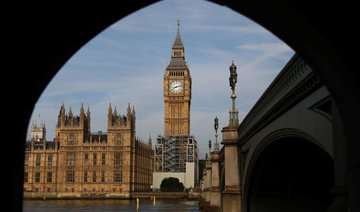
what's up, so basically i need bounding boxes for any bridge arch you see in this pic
[243,129,334,212]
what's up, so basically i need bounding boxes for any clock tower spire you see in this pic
[163,18,192,136]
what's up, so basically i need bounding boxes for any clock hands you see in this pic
[170,81,183,93]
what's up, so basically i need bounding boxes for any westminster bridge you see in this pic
[200,54,347,211]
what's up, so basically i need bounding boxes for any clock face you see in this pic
[170,80,183,94]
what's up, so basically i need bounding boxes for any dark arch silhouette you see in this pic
[6,1,359,211]
[247,137,334,212]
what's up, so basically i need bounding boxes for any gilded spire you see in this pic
[80,103,84,116]
[68,106,73,117]
[177,16,180,30]
[108,103,112,114]
[61,103,65,114]
[127,102,131,116]
[172,17,183,48]
[113,106,117,116]
[108,103,112,125]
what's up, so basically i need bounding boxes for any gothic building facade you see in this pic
[24,104,153,198]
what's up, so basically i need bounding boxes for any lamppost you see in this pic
[214,116,219,151]
[228,60,239,126]
[208,139,212,161]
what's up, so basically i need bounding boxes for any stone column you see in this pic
[201,169,206,199]
[205,161,212,202]
[327,101,348,211]
[221,125,241,212]
[210,151,221,207]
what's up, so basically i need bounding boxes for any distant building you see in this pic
[24,104,153,198]
[30,121,46,142]
[153,19,199,190]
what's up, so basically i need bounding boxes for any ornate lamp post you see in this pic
[214,116,219,151]
[228,60,239,126]
[208,139,212,161]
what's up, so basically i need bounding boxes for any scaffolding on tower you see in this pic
[154,135,197,173]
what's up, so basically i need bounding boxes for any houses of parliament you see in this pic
[23,19,196,198]
[24,103,153,198]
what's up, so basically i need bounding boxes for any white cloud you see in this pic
[187,24,269,35]
[238,42,292,58]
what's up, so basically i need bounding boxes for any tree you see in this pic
[160,177,185,192]
[198,159,206,180]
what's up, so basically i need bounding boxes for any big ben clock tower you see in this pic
[153,19,198,189]
[164,18,191,136]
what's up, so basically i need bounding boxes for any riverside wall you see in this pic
[24,191,200,200]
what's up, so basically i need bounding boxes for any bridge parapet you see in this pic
[236,54,348,211]
[221,125,242,211]
[238,54,314,142]
[210,151,221,208]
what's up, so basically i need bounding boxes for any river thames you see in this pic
[23,199,200,211]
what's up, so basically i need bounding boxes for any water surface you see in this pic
[23,199,200,212]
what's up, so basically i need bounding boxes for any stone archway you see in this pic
[246,137,334,212]
[7,1,359,211]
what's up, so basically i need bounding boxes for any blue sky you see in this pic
[28,0,294,158]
